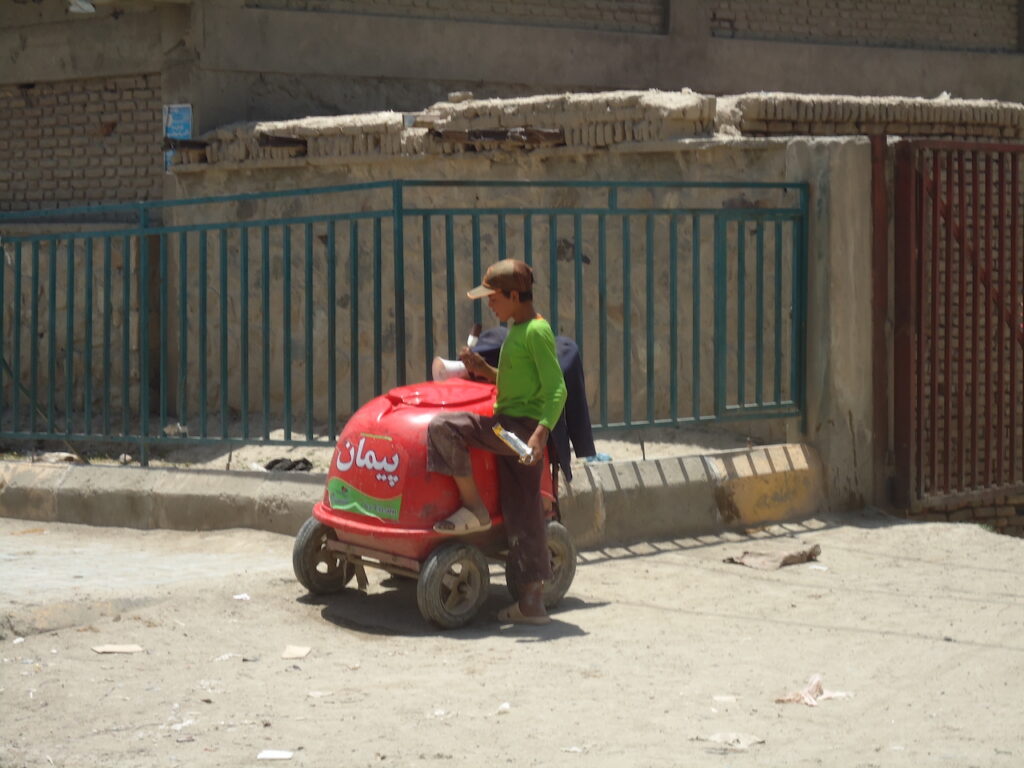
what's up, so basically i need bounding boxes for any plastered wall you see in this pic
[248,0,668,33]
[710,0,1018,52]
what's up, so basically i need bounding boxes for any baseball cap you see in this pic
[466,259,534,299]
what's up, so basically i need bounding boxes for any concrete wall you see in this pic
[788,138,875,509]
[249,0,668,34]
[0,2,166,82]
[710,0,1018,53]
[188,1,1024,130]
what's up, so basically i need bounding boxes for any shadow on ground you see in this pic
[299,579,597,641]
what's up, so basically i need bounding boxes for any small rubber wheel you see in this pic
[506,520,578,609]
[416,542,490,629]
[292,517,355,594]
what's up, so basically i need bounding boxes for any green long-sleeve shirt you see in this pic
[494,316,567,430]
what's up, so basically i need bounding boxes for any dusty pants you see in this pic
[426,411,552,584]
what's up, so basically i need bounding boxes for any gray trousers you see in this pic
[426,411,552,584]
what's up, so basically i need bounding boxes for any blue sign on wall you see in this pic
[163,103,193,170]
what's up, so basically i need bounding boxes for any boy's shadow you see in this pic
[298,578,601,641]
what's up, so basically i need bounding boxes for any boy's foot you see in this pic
[433,506,492,535]
[497,602,551,625]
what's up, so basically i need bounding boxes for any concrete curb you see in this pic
[0,443,824,548]
[559,443,824,549]
[0,462,321,537]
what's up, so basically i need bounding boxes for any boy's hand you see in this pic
[459,347,497,382]
[524,425,550,466]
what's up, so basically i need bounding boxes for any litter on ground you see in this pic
[91,644,144,654]
[776,674,853,706]
[724,544,822,570]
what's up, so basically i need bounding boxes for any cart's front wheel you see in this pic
[417,542,490,629]
[506,520,577,609]
[292,517,355,594]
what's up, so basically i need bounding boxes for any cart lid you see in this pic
[385,380,495,408]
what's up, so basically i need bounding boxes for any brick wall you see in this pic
[246,0,668,34]
[0,74,164,213]
[909,505,1024,538]
[710,0,1018,53]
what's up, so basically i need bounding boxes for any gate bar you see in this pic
[892,141,917,506]
[971,151,981,490]
[997,153,1007,486]
[956,150,966,493]
[1012,154,1020,486]
[929,150,939,496]
[984,153,994,487]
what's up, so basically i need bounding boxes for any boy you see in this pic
[427,259,567,625]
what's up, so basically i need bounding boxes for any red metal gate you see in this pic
[894,140,1024,508]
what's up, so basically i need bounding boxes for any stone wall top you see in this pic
[719,92,1024,140]
[170,89,716,171]
[170,89,1024,172]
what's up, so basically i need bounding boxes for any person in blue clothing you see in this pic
[426,259,567,625]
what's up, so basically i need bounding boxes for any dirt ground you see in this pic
[1,510,1022,768]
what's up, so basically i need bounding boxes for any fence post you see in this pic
[713,214,727,418]
[870,135,891,505]
[796,185,810,435]
[138,206,151,466]
[393,181,407,386]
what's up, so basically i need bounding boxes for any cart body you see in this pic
[294,378,572,628]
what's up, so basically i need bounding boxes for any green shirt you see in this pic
[494,316,567,430]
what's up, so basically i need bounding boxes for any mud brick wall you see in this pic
[710,0,1018,53]
[718,93,1024,140]
[174,91,717,170]
[247,0,668,34]
[0,74,164,212]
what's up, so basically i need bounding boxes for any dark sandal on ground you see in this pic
[497,602,551,625]
[265,457,313,472]
[433,507,492,535]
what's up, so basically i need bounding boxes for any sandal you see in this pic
[433,507,492,535]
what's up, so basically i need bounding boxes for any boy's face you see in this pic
[486,290,517,322]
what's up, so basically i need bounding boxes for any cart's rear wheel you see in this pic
[292,517,355,594]
[417,542,490,629]
[505,520,577,609]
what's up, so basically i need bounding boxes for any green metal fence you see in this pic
[0,179,808,462]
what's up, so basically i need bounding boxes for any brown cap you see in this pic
[466,259,534,299]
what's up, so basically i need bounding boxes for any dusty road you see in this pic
[1,511,1022,768]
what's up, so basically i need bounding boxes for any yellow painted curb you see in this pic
[706,444,824,527]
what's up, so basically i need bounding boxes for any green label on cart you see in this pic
[328,477,401,521]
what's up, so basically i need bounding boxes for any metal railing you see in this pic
[0,179,808,462]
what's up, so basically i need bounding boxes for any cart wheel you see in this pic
[506,521,577,609]
[417,542,490,629]
[292,517,355,594]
